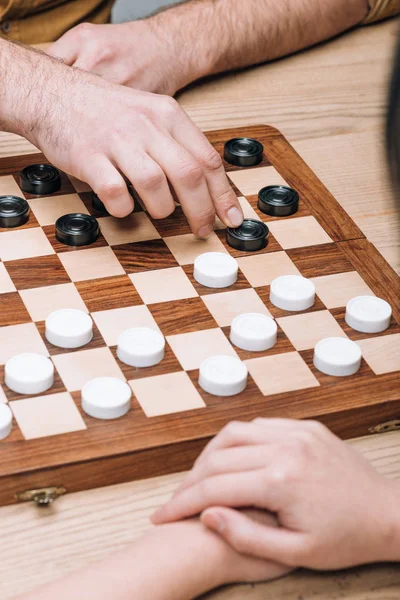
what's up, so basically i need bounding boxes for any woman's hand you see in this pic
[153,418,400,570]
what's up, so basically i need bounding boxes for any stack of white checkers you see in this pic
[0,253,393,440]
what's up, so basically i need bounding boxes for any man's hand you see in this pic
[152,418,400,570]
[48,22,186,96]
[0,40,243,233]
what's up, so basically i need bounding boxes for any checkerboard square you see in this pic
[99,213,160,246]
[4,255,71,290]
[245,352,320,396]
[228,166,289,197]
[277,310,347,350]
[113,240,178,274]
[267,216,332,249]
[0,262,15,293]
[0,385,7,403]
[75,275,143,312]
[130,371,205,417]
[202,288,272,327]
[237,252,300,287]
[310,271,374,309]
[10,392,86,439]
[92,305,160,346]
[0,322,49,365]
[164,232,227,265]
[0,175,22,197]
[58,246,125,282]
[149,297,217,335]
[0,292,31,326]
[357,334,400,375]
[130,267,198,304]
[20,282,88,322]
[151,206,193,237]
[29,194,89,226]
[0,228,54,261]
[167,328,238,370]
[53,347,125,391]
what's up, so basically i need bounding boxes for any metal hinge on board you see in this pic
[15,486,67,507]
[369,420,400,434]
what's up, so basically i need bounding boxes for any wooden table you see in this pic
[1,19,400,599]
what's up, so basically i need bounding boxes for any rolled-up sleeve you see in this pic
[361,0,400,24]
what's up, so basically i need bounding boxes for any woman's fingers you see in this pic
[152,470,266,524]
[201,507,307,568]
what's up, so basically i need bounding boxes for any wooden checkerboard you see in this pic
[0,125,399,507]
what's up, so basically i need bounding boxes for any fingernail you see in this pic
[198,224,213,237]
[204,511,226,533]
[227,207,244,228]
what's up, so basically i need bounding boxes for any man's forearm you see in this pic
[149,0,369,87]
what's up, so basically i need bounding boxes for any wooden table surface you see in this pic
[1,18,400,600]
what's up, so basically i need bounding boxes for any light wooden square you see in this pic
[357,334,400,375]
[164,232,227,265]
[130,371,205,417]
[228,166,289,196]
[29,194,89,226]
[246,352,319,396]
[53,347,125,391]
[167,328,238,370]
[0,262,16,294]
[99,213,160,246]
[10,392,86,439]
[130,267,198,304]
[20,283,88,322]
[92,305,160,346]
[237,251,300,287]
[202,288,272,327]
[0,175,22,197]
[58,247,125,282]
[214,197,259,230]
[267,216,332,249]
[277,310,347,351]
[0,228,54,261]
[0,323,49,365]
[310,271,374,309]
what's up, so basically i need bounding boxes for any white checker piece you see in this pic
[117,327,165,368]
[5,353,54,395]
[0,403,12,440]
[270,275,315,311]
[230,313,277,352]
[46,309,93,349]
[313,337,362,377]
[345,296,392,334]
[82,377,132,420]
[194,252,238,288]
[199,355,248,396]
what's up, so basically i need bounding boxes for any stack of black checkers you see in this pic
[224,138,264,167]
[227,219,269,252]
[20,164,61,195]
[0,196,29,228]
[56,213,99,247]
[258,185,299,217]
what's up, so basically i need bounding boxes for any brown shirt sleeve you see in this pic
[361,0,400,24]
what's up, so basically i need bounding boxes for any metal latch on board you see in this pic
[15,486,67,507]
[369,420,400,434]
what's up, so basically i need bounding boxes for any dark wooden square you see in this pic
[0,365,66,402]
[330,307,400,341]
[109,343,182,380]
[42,224,108,253]
[0,292,31,326]
[36,321,107,356]
[4,254,71,290]
[151,206,192,237]
[75,275,143,313]
[149,297,218,336]
[221,325,295,361]
[215,228,283,258]
[256,286,327,318]
[182,264,251,296]
[287,243,354,278]
[113,240,179,274]
[13,169,75,200]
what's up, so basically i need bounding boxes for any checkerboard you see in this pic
[0,125,399,507]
